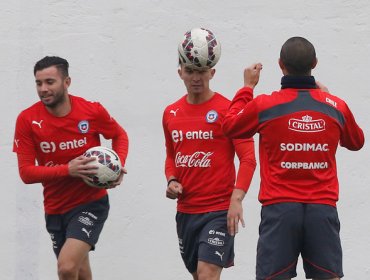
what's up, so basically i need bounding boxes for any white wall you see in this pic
[1,1,369,279]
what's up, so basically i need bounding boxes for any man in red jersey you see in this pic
[163,30,257,280]
[13,56,129,280]
[222,37,364,280]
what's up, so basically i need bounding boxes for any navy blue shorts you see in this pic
[45,195,110,257]
[256,203,343,280]
[176,210,235,274]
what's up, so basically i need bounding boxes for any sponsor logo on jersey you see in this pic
[281,161,328,169]
[171,129,214,142]
[40,137,87,153]
[78,120,89,133]
[288,115,325,133]
[170,108,179,116]
[206,110,218,123]
[175,151,213,168]
[32,120,44,128]
[280,143,329,152]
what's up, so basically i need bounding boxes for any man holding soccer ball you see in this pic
[162,28,257,279]
[13,56,129,280]
[222,37,364,279]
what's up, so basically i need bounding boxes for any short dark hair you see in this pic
[33,56,69,77]
[280,37,316,75]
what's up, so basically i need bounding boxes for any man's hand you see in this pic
[227,189,246,236]
[244,63,263,89]
[68,155,98,182]
[166,179,183,199]
[105,167,127,189]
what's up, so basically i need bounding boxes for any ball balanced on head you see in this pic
[178,27,221,69]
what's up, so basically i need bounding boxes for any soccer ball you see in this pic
[178,27,221,69]
[83,146,122,188]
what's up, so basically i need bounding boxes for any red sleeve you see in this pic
[222,87,260,139]
[233,138,256,192]
[13,112,69,184]
[339,102,364,151]
[13,113,35,154]
[111,127,129,166]
[162,111,177,180]
[96,103,129,165]
[17,153,69,184]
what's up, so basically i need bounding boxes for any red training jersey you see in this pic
[163,93,256,214]
[223,78,364,206]
[13,94,129,214]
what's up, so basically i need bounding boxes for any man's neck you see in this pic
[46,95,72,117]
[186,90,215,104]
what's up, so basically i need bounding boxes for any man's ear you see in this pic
[210,68,216,79]
[178,68,183,79]
[64,76,71,87]
[312,57,318,70]
[278,58,285,71]
[278,58,288,75]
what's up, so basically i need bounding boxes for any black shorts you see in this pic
[45,195,110,257]
[176,210,235,274]
[256,203,343,280]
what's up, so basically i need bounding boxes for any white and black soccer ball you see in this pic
[178,27,221,69]
[83,146,122,188]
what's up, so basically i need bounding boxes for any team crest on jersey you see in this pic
[206,110,218,123]
[78,120,89,133]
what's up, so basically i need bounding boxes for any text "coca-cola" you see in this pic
[175,151,213,168]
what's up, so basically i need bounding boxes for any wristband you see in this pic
[167,178,178,187]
